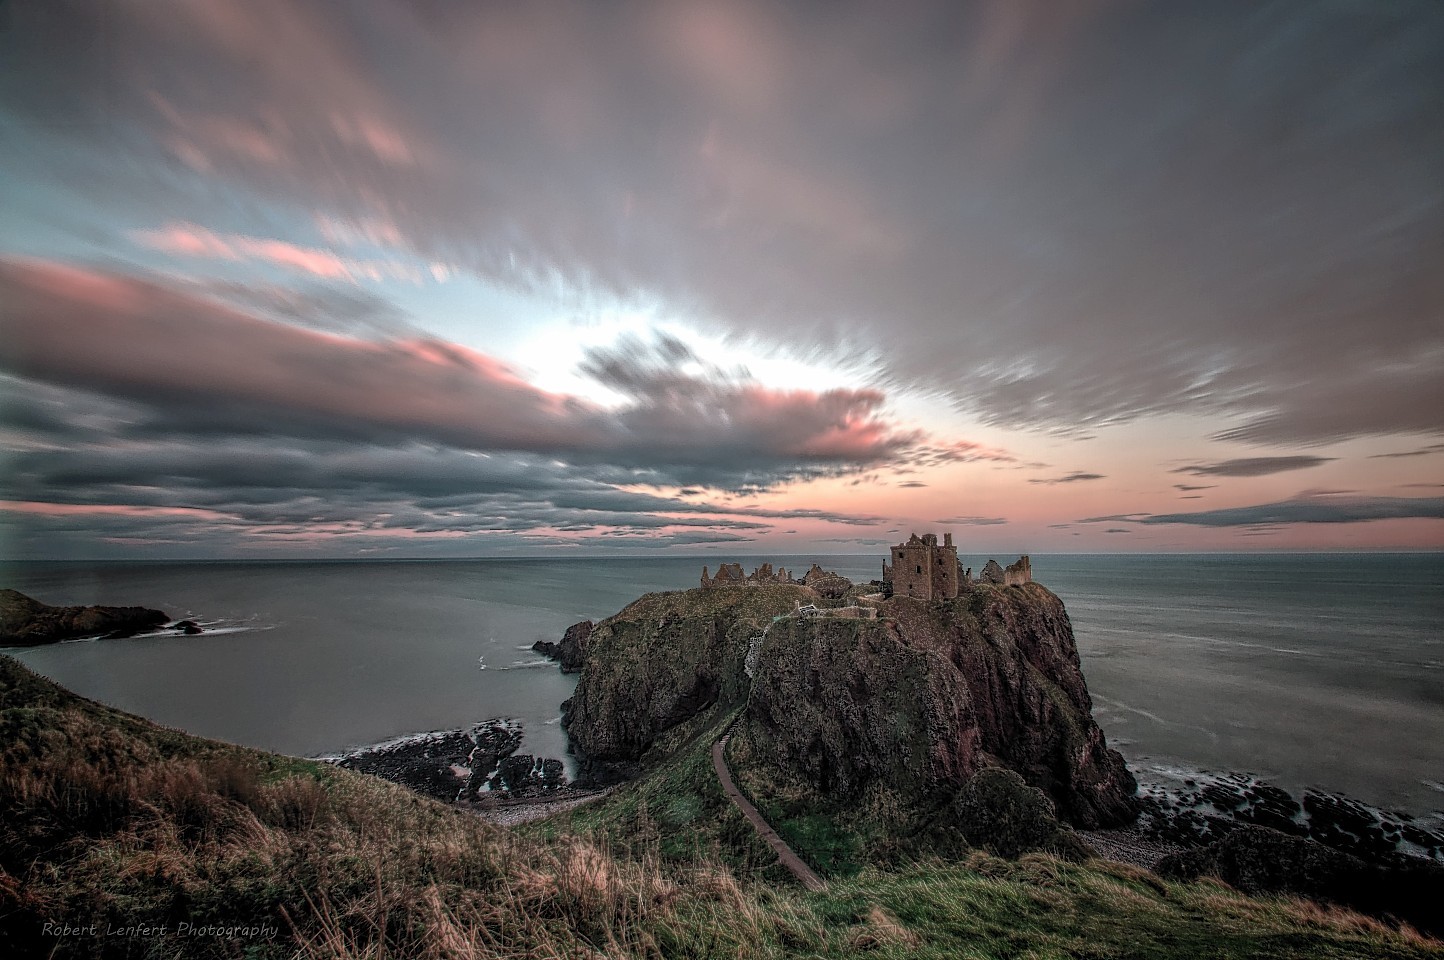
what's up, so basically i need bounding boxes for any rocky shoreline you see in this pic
[317,720,567,806]
[1132,767,1444,863]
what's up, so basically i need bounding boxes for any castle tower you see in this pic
[885,531,961,600]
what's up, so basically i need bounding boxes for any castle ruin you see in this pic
[882,532,961,600]
[978,555,1033,587]
[883,532,1031,599]
[700,562,793,589]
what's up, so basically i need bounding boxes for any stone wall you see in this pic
[700,562,792,589]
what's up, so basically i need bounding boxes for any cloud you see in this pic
[936,516,1008,526]
[1172,457,1334,478]
[893,441,1017,467]
[0,429,840,558]
[9,2,1436,445]
[1138,494,1444,527]
[183,278,416,339]
[1027,472,1104,485]
[1076,513,1153,524]
[1104,528,1131,534]
[0,259,927,489]
[1173,483,1215,492]
[1370,443,1444,459]
[897,481,928,488]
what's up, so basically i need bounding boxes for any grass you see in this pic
[2,654,1440,958]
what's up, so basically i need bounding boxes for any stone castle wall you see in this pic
[885,532,960,600]
[700,562,793,589]
[884,533,1030,598]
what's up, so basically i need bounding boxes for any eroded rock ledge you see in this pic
[0,588,171,646]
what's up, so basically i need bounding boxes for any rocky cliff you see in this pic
[0,589,171,646]
[531,619,593,673]
[563,579,1136,832]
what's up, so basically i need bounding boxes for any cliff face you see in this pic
[563,587,796,781]
[746,583,1135,828]
[531,619,593,673]
[564,580,1136,829]
[0,589,170,646]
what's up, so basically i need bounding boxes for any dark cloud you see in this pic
[1172,456,1334,478]
[1370,443,1444,459]
[1027,472,1104,485]
[897,481,928,488]
[1173,483,1215,491]
[1077,513,1153,524]
[936,516,1007,526]
[1104,528,1131,534]
[0,368,905,558]
[5,1,1438,444]
[1139,494,1444,527]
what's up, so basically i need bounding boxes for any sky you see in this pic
[0,0,1441,560]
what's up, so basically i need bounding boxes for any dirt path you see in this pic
[712,733,825,892]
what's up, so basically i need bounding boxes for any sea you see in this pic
[2,553,1440,822]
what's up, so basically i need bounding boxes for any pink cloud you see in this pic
[133,222,442,283]
[0,501,232,520]
[0,259,924,474]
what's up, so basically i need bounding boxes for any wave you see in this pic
[495,658,556,671]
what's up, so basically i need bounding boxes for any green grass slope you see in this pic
[2,655,1438,959]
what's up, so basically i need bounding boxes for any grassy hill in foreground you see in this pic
[2,655,1439,959]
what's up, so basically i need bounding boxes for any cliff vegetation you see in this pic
[2,655,1438,957]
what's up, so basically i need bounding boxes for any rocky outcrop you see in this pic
[0,589,170,646]
[746,582,1136,828]
[1158,825,1444,937]
[564,586,800,782]
[564,579,1136,832]
[327,721,565,803]
[532,619,593,673]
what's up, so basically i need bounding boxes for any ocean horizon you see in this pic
[3,551,1441,825]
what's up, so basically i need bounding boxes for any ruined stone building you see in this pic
[883,532,961,600]
[980,556,1033,586]
[700,562,792,589]
[883,532,1033,599]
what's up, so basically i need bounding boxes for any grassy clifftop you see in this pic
[2,654,1439,958]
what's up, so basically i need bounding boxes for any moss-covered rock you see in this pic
[945,767,1089,860]
[563,585,811,782]
[566,577,1136,856]
[1158,824,1444,937]
[744,582,1136,829]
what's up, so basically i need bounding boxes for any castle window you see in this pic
[916,565,922,574]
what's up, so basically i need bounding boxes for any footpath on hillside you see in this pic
[711,732,825,892]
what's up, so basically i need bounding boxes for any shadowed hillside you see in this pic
[2,653,1438,958]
